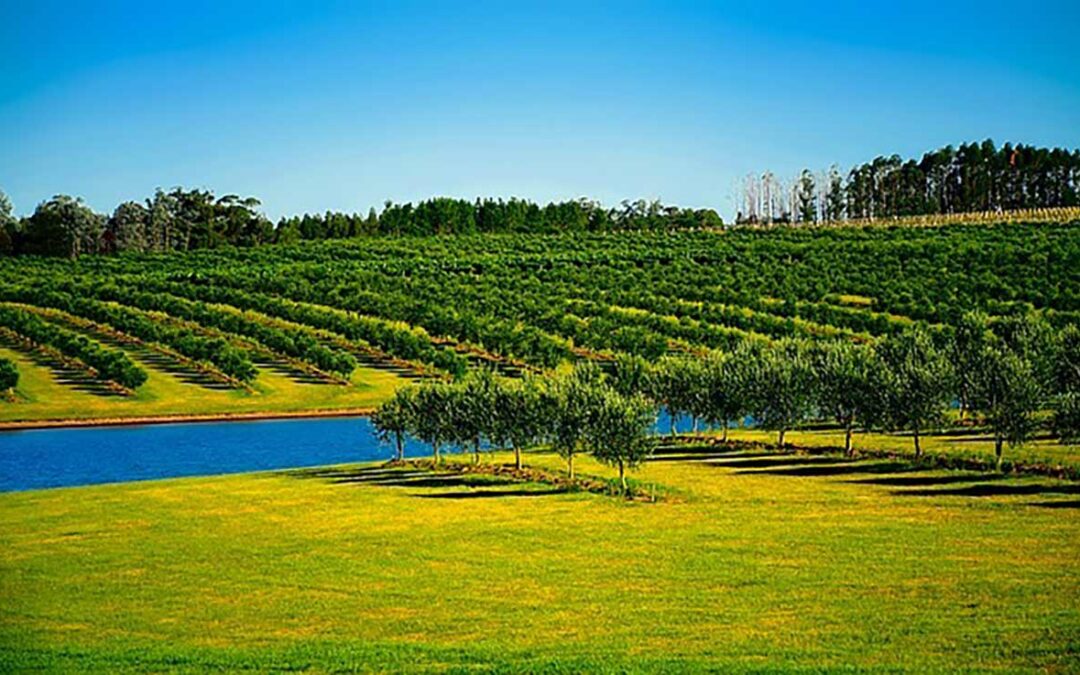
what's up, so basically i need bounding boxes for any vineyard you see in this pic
[0,220,1077,440]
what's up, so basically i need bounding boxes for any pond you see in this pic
[0,409,701,492]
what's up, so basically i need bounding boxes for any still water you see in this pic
[0,410,699,492]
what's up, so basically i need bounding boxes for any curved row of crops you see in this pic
[0,221,1076,396]
[0,303,147,390]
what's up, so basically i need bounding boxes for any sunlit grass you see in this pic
[1,449,1077,671]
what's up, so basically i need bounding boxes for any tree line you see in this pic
[738,140,1080,224]
[0,188,723,258]
[374,314,1080,485]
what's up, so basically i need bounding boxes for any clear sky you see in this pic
[2,1,1078,220]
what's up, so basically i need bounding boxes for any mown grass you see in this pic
[1,449,1077,672]
[0,344,404,423]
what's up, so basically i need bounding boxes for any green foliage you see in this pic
[0,356,17,393]
[0,285,257,383]
[875,327,954,456]
[371,387,418,460]
[810,340,878,453]
[586,388,656,491]
[745,340,815,445]
[1053,392,1080,444]
[20,195,104,258]
[698,348,752,440]
[0,305,146,389]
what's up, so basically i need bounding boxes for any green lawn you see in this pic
[1,448,1077,672]
[0,344,404,423]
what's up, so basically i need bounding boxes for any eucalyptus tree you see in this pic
[21,195,104,258]
[587,389,656,493]
[0,190,16,255]
[876,327,954,458]
[0,357,17,395]
[812,340,878,456]
[747,340,815,446]
[106,201,150,253]
[371,387,418,461]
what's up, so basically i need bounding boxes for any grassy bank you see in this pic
[1,449,1077,672]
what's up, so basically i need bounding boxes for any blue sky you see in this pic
[2,1,1078,220]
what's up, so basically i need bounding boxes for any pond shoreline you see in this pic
[0,407,376,432]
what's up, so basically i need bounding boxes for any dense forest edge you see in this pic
[1,139,1078,258]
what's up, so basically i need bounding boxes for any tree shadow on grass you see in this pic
[717,455,854,471]
[1029,500,1080,509]
[851,473,1009,487]
[649,445,747,462]
[283,465,519,490]
[891,483,1080,498]
[20,349,127,398]
[413,487,567,499]
[741,460,918,477]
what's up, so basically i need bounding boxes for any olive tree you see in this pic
[747,340,815,446]
[969,340,1043,469]
[453,368,499,463]
[587,390,656,493]
[699,348,750,442]
[544,363,605,479]
[493,376,545,470]
[410,381,456,463]
[812,340,878,456]
[876,328,953,458]
[371,386,417,461]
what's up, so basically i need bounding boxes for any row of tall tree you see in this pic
[375,315,1080,478]
[372,366,655,491]
[738,140,1080,224]
[646,314,1079,466]
[0,189,723,258]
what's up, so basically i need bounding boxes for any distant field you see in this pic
[1,447,1077,672]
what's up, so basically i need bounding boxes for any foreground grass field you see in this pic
[0,344,404,424]
[2,448,1077,672]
